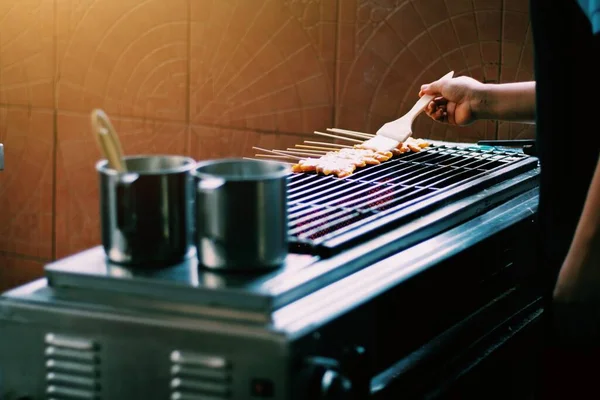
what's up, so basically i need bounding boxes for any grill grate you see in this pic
[287,145,537,256]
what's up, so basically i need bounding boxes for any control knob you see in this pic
[299,356,355,400]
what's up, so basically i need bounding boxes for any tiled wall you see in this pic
[0,0,534,290]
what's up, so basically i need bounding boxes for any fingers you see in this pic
[433,107,447,122]
[433,96,448,107]
[426,103,448,123]
[420,79,448,96]
[425,97,447,112]
[425,97,450,123]
[446,102,456,125]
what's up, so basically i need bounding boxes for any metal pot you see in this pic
[97,155,197,266]
[193,158,290,270]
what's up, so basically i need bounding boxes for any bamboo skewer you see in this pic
[287,148,328,154]
[277,150,326,157]
[244,156,293,165]
[327,127,375,137]
[254,154,293,159]
[326,128,374,139]
[313,131,362,143]
[252,146,301,160]
[295,144,344,151]
[304,140,352,148]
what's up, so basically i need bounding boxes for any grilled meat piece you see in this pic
[292,138,430,178]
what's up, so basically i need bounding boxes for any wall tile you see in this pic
[480,42,500,64]
[189,125,313,161]
[503,11,530,43]
[505,0,529,13]
[483,64,499,82]
[499,22,533,83]
[339,0,357,23]
[443,48,469,75]
[501,42,522,68]
[498,121,536,140]
[189,0,335,134]
[480,41,500,82]
[409,32,442,67]
[452,14,479,45]
[476,11,502,41]
[412,0,449,27]
[469,65,485,82]
[56,0,188,121]
[429,20,460,55]
[336,1,500,142]
[416,116,493,143]
[0,107,53,258]
[388,2,427,45]
[445,0,472,16]
[0,0,54,108]
[55,112,187,258]
[473,0,502,11]
[0,253,46,292]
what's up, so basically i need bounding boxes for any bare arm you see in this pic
[420,78,536,126]
[475,81,537,124]
[554,156,600,302]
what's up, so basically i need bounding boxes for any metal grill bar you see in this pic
[286,145,538,255]
[290,180,373,206]
[348,163,430,183]
[289,208,352,237]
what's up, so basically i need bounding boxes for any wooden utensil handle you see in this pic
[404,71,455,123]
[405,94,435,123]
[91,109,127,172]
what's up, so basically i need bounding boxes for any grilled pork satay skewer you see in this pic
[292,138,432,177]
[292,151,360,176]
[291,146,395,178]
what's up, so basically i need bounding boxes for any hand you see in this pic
[419,76,485,126]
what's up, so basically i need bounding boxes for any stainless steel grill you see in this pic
[288,145,538,256]
[0,138,543,400]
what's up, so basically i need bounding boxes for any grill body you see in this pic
[0,143,543,400]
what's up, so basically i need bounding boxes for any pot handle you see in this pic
[196,177,225,238]
[116,173,140,232]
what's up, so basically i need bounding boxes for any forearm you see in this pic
[568,157,600,257]
[554,157,600,300]
[474,81,537,124]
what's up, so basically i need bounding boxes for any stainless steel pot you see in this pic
[97,155,197,266]
[193,159,289,270]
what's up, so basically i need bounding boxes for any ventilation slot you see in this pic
[45,333,101,399]
[170,350,232,400]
